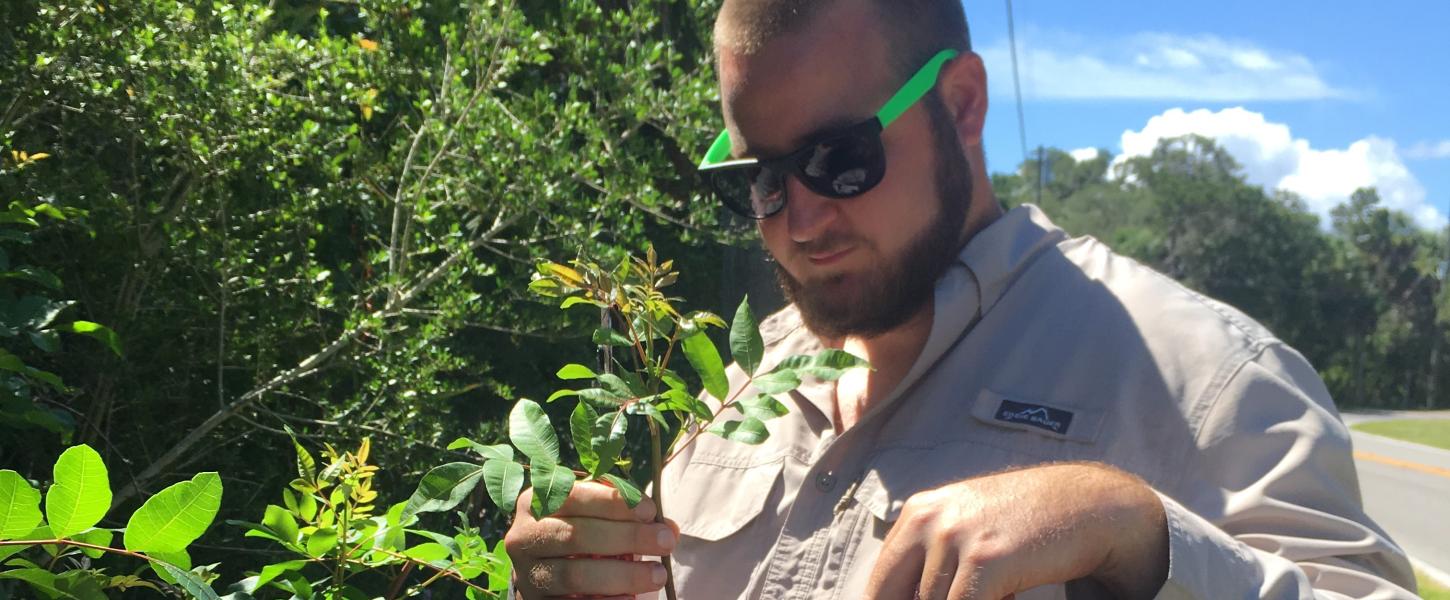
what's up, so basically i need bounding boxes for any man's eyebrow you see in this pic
[737,115,862,159]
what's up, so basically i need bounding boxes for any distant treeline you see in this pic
[994,139,1447,412]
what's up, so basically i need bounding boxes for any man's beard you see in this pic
[774,95,973,340]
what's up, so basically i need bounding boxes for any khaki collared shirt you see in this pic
[656,205,1416,599]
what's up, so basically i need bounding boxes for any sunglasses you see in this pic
[697,49,960,220]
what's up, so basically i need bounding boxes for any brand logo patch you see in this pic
[994,399,1073,435]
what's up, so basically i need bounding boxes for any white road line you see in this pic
[1413,556,1450,590]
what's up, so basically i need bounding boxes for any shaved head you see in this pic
[715,0,971,78]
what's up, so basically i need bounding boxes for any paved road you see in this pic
[1341,411,1450,584]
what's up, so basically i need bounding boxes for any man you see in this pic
[503,0,1418,597]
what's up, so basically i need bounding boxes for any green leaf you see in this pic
[8,296,72,330]
[65,321,123,356]
[509,399,560,466]
[0,469,43,540]
[658,368,688,391]
[660,388,713,421]
[628,400,669,427]
[591,413,629,479]
[599,474,643,508]
[250,560,308,591]
[72,527,112,558]
[28,330,60,353]
[528,277,561,297]
[148,549,190,584]
[738,394,790,421]
[52,570,108,600]
[592,327,632,347]
[261,505,298,545]
[576,387,629,406]
[447,438,514,461]
[481,459,525,515]
[0,569,66,599]
[529,463,576,518]
[400,542,449,565]
[559,296,603,310]
[571,401,600,473]
[156,558,219,600]
[0,349,25,373]
[1,266,62,291]
[546,388,578,403]
[730,296,765,375]
[682,330,729,400]
[707,417,771,445]
[305,527,338,557]
[556,363,596,380]
[403,462,485,519]
[488,539,513,591]
[773,350,870,381]
[47,444,112,539]
[123,472,223,553]
[751,369,801,395]
[24,365,65,392]
[402,542,451,562]
[689,311,728,330]
[288,433,316,481]
[596,373,635,398]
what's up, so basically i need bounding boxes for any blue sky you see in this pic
[966,0,1450,230]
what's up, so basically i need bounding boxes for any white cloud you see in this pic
[1111,108,1445,229]
[1405,140,1450,159]
[980,32,1348,102]
[1069,147,1102,162]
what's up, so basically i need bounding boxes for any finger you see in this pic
[522,557,668,597]
[516,517,678,558]
[917,541,958,600]
[550,480,658,522]
[945,563,981,600]
[864,534,925,599]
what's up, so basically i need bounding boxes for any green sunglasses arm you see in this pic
[698,48,961,169]
[875,49,960,128]
[701,129,734,168]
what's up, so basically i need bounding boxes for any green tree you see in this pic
[1,0,736,580]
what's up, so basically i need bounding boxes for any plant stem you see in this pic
[647,415,678,600]
[662,378,755,466]
[0,539,192,577]
[385,561,415,600]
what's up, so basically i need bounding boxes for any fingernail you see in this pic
[657,526,676,551]
[634,501,656,522]
[651,563,667,586]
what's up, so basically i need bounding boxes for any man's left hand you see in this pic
[864,462,1169,600]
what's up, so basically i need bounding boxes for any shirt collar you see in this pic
[764,204,1069,425]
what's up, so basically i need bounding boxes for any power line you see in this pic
[1005,0,1029,170]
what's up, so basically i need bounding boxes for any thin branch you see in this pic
[108,9,526,509]
[572,174,703,232]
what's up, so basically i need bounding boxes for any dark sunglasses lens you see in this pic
[796,128,885,198]
[706,165,785,219]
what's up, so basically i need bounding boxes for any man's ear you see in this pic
[936,51,989,147]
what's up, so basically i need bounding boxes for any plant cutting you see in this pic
[404,247,868,599]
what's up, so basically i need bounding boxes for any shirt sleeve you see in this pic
[1152,342,1417,599]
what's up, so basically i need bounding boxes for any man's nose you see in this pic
[784,177,839,244]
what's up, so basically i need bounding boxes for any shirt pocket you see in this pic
[670,453,785,541]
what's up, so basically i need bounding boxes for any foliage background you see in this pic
[1,0,1446,592]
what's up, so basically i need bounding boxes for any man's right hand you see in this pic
[503,480,680,599]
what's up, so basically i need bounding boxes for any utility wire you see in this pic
[1005,0,1029,170]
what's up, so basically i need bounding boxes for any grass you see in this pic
[1420,569,1450,600]
[1351,418,1450,452]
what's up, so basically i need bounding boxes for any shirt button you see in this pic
[816,472,837,492]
